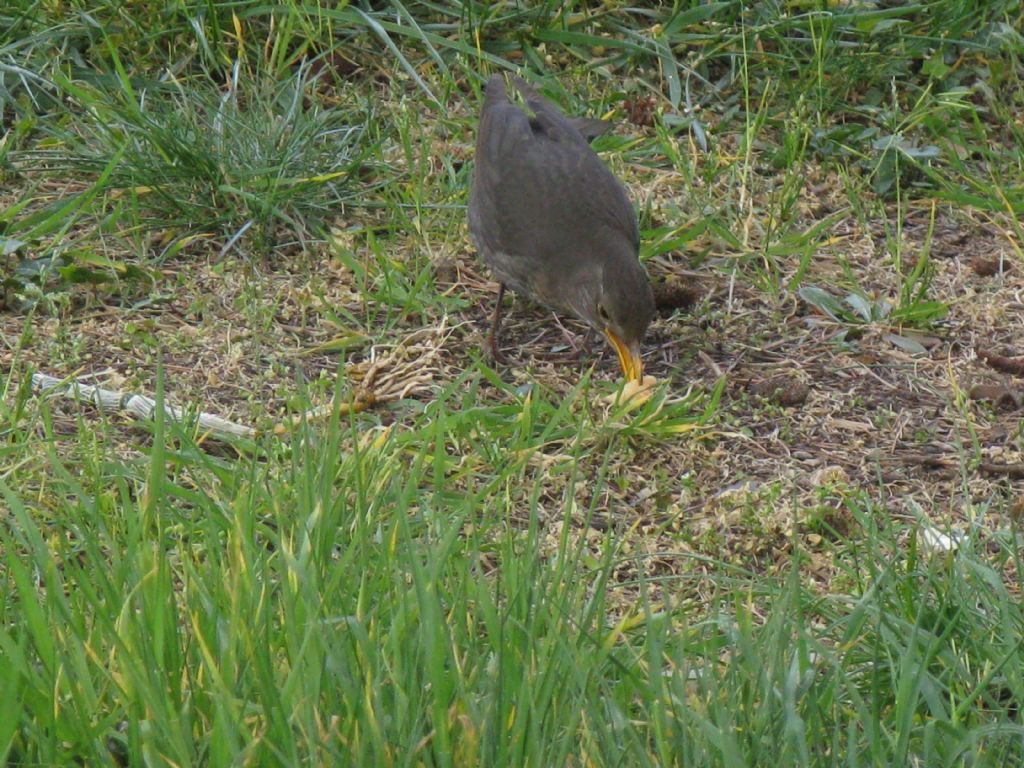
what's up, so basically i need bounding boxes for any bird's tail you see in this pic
[483,74,509,112]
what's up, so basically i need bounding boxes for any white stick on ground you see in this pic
[31,372,258,439]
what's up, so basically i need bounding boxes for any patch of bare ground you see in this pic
[4,162,1021,603]
[448,193,1024,601]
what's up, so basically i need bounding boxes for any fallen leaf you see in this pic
[603,375,659,408]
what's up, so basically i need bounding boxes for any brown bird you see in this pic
[468,74,654,382]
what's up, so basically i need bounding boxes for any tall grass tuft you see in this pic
[9,57,381,257]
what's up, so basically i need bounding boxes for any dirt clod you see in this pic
[969,384,1022,411]
[432,256,460,285]
[652,280,701,312]
[623,94,656,127]
[977,348,1024,376]
[748,375,810,407]
[971,255,1013,277]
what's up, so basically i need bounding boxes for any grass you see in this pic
[3,0,1024,765]
[4,383,1024,766]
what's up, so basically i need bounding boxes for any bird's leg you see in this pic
[574,327,594,360]
[488,284,512,365]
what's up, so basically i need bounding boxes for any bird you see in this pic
[468,74,655,382]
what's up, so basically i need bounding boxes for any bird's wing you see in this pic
[470,75,639,303]
[567,116,613,143]
[510,77,638,250]
[469,76,541,269]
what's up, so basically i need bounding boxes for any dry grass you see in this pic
[7,132,1023,605]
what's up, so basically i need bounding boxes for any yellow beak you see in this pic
[604,329,643,382]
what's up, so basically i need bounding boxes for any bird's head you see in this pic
[568,251,655,382]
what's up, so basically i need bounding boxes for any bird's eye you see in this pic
[597,304,610,323]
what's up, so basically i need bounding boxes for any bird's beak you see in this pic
[604,329,643,382]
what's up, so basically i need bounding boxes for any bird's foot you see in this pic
[487,337,513,367]
[537,315,592,361]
